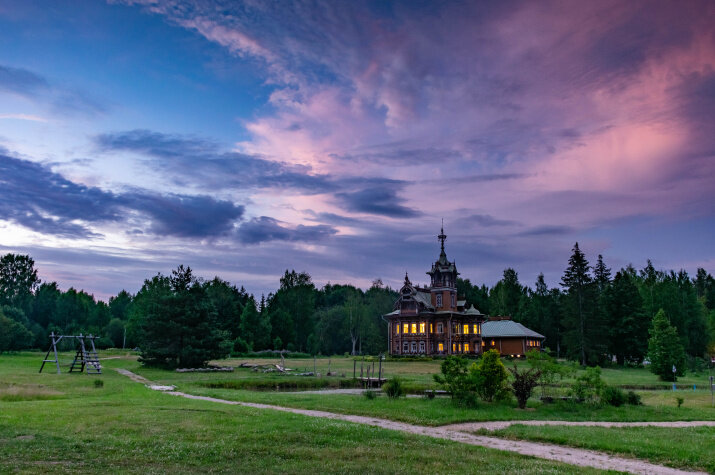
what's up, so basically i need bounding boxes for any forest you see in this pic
[1,244,713,370]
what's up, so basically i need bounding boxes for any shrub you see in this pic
[526,349,571,398]
[363,389,377,400]
[93,379,104,388]
[471,349,509,402]
[433,356,471,400]
[600,386,626,407]
[569,366,605,403]
[676,396,684,408]
[626,391,642,406]
[508,364,541,409]
[383,377,404,399]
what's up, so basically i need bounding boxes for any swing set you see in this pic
[39,332,102,375]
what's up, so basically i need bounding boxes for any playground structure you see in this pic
[39,332,102,375]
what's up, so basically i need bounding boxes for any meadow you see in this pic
[1,351,713,473]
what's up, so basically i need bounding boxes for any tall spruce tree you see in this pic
[132,266,231,368]
[604,270,648,364]
[561,243,602,365]
[647,309,686,380]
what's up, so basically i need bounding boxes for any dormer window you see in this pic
[436,294,442,307]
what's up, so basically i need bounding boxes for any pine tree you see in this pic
[561,243,602,365]
[604,270,648,364]
[647,309,686,381]
[593,255,612,294]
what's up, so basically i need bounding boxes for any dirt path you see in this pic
[440,420,715,432]
[115,369,706,475]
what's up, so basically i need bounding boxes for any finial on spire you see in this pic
[438,220,447,253]
[404,271,411,286]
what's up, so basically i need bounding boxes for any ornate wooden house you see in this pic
[385,227,486,356]
[384,227,545,356]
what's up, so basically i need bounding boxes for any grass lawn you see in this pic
[0,353,598,474]
[484,425,715,473]
[113,355,714,427]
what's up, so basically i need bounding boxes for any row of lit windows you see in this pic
[395,322,481,335]
[435,342,471,353]
[527,339,541,347]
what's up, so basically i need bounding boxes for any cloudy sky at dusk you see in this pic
[1,0,713,300]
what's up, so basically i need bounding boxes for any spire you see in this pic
[438,220,447,258]
[404,271,411,286]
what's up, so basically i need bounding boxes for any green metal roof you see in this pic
[481,320,545,339]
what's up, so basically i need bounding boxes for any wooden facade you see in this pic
[385,227,486,356]
[384,227,545,357]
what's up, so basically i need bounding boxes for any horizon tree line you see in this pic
[0,246,713,370]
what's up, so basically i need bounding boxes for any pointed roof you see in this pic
[428,224,458,276]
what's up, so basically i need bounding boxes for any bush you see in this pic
[471,349,509,402]
[626,391,642,406]
[93,379,104,388]
[508,364,541,409]
[570,366,605,403]
[383,377,404,399]
[363,389,377,400]
[600,386,626,407]
[676,396,684,408]
[433,356,471,400]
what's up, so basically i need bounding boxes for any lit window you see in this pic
[458,344,462,352]
[403,323,409,334]
[452,343,456,352]
[463,324,469,334]
[436,294,442,307]
[419,322,426,333]
[473,324,478,334]
[481,340,485,346]
[430,323,433,333]
[464,343,469,352]
[395,323,400,334]
[411,323,417,334]
[491,340,495,346]
[438,343,444,352]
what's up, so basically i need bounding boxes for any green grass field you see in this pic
[485,425,715,473]
[0,353,596,474]
[2,351,714,473]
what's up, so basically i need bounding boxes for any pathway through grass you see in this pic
[117,368,705,475]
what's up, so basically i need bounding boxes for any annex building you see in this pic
[384,227,544,357]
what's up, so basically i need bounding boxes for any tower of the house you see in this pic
[426,224,459,310]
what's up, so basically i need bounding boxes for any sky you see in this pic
[0,0,713,301]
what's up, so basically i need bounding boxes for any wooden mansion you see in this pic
[384,227,545,357]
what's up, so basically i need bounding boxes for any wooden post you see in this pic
[353,359,356,379]
[378,354,382,381]
[52,332,61,374]
[360,361,363,378]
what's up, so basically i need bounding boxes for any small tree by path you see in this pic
[472,349,509,402]
[647,309,686,381]
[508,364,542,409]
